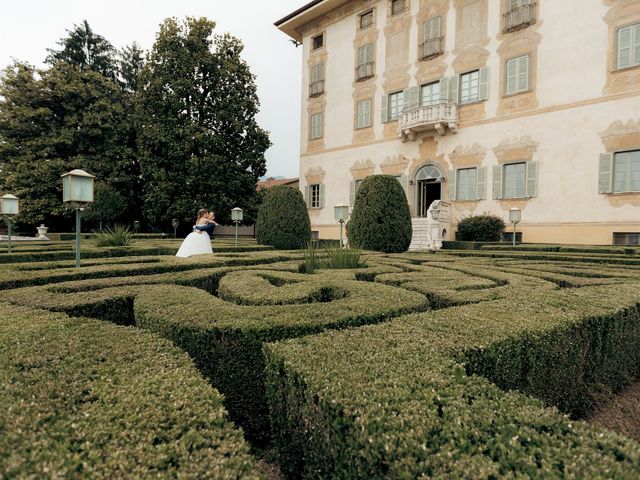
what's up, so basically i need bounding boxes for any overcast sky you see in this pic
[0,0,303,178]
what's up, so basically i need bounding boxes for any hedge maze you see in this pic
[2,243,640,478]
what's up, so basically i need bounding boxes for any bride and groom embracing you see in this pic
[175,208,220,258]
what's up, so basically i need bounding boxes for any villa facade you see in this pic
[276,0,640,245]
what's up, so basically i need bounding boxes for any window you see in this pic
[505,54,530,95]
[503,162,527,199]
[456,168,477,201]
[355,179,364,192]
[421,81,440,105]
[504,0,534,32]
[617,24,640,70]
[389,91,404,120]
[360,10,374,29]
[420,16,442,60]
[310,113,323,140]
[613,150,640,193]
[310,63,325,97]
[614,233,640,245]
[357,99,372,129]
[460,70,480,104]
[310,184,321,208]
[357,44,375,80]
[312,33,324,50]
[390,0,406,16]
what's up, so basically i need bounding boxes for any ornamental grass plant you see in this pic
[95,225,135,247]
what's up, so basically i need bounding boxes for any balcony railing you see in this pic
[503,3,536,32]
[397,101,459,141]
[419,37,443,60]
[309,80,325,97]
[356,62,375,81]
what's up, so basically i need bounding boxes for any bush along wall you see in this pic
[256,185,311,249]
[456,214,506,242]
[346,175,412,253]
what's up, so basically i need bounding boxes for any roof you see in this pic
[257,177,300,191]
[275,0,348,42]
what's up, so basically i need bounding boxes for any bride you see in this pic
[175,209,217,258]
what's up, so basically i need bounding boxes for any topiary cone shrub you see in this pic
[456,214,506,242]
[256,185,311,250]
[346,175,412,253]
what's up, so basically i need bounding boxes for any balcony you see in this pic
[309,80,325,97]
[397,101,459,142]
[419,37,443,61]
[356,62,375,81]
[503,3,536,32]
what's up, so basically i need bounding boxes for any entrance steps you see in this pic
[408,217,433,251]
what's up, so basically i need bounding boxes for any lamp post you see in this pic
[172,218,179,238]
[0,194,19,254]
[334,204,350,248]
[231,207,243,247]
[61,169,95,268]
[509,207,522,247]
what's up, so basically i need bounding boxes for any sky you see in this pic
[0,0,304,178]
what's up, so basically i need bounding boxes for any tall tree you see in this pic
[136,17,270,227]
[118,42,145,92]
[46,20,117,80]
[0,62,137,229]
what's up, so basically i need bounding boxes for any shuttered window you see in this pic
[613,150,640,193]
[310,113,323,140]
[460,70,480,104]
[357,44,375,80]
[312,34,324,50]
[421,81,440,105]
[360,10,374,29]
[357,99,372,129]
[503,162,527,199]
[456,168,477,201]
[389,91,404,120]
[309,184,324,209]
[617,24,640,70]
[310,64,325,97]
[391,0,406,16]
[506,54,530,95]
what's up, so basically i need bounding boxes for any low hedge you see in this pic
[264,277,640,478]
[0,303,263,479]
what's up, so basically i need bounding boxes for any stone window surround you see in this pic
[355,98,373,130]
[312,32,325,51]
[604,1,640,95]
[503,53,532,97]
[358,8,375,30]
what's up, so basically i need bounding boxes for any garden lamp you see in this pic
[509,207,522,247]
[334,204,349,248]
[231,207,243,247]
[61,169,95,267]
[0,194,19,254]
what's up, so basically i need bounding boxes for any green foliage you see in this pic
[95,225,135,247]
[346,175,412,253]
[256,186,311,250]
[0,303,264,479]
[300,241,322,273]
[457,214,506,242]
[323,246,364,269]
[84,183,128,229]
[136,17,270,228]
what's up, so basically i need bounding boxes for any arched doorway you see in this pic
[415,165,443,217]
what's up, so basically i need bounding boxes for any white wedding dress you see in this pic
[175,231,213,258]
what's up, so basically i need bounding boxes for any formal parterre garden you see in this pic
[2,239,640,478]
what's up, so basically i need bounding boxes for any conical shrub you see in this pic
[256,185,311,249]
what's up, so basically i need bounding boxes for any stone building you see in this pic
[275,0,640,245]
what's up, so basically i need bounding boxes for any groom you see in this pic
[194,211,219,238]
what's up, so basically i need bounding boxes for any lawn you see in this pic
[1,240,639,478]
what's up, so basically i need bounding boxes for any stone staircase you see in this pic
[408,217,432,251]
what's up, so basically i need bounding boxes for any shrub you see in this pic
[456,214,505,242]
[95,225,135,247]
[300,242,322,273]
[256,186,311,250]
[323,246,364,269]
[346,175,412,253]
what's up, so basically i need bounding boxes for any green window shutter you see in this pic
[404,86,419,111]
[364,99,371,127]
[357,101,365,128]
[449,76,459,104]
[349,181,356,206]
[433,16,441,40]
[618,26,632,69]
[493,165,503,200]
[439,77,450,101]
[319,184,326,208]
[526,161,538,198]
[366,43,374,63]
[506,58,517,95]
[311,64,320,82]
[518,55,530,92]
[634,24,640,67]
[400,175,408,197]
[476,166,487,200]
[599,153,614,194]
[479,67,490,101]
[358,45,367,66]
[381,95,389,123]
[304,185,310,207]
[448,169,456,201]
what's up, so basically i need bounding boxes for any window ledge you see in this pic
[459,100,486,107]
[606,191,640,196]
[503,89,534,99]
[611,64,640,74]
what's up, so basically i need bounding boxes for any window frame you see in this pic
[456,167,478,201]
[390,0,407,16]
[459,69,480,105]
[309,184,321,209]
[356,99,372,129]
[502,162,527,199]
[613,149,640,194]
[505,54,530,96]
[420,81,441,106]
[388,90,405,121]
[312,33,324,51]
[359,9,374,30]
[616,23,640,70]
[310,112,324,140]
